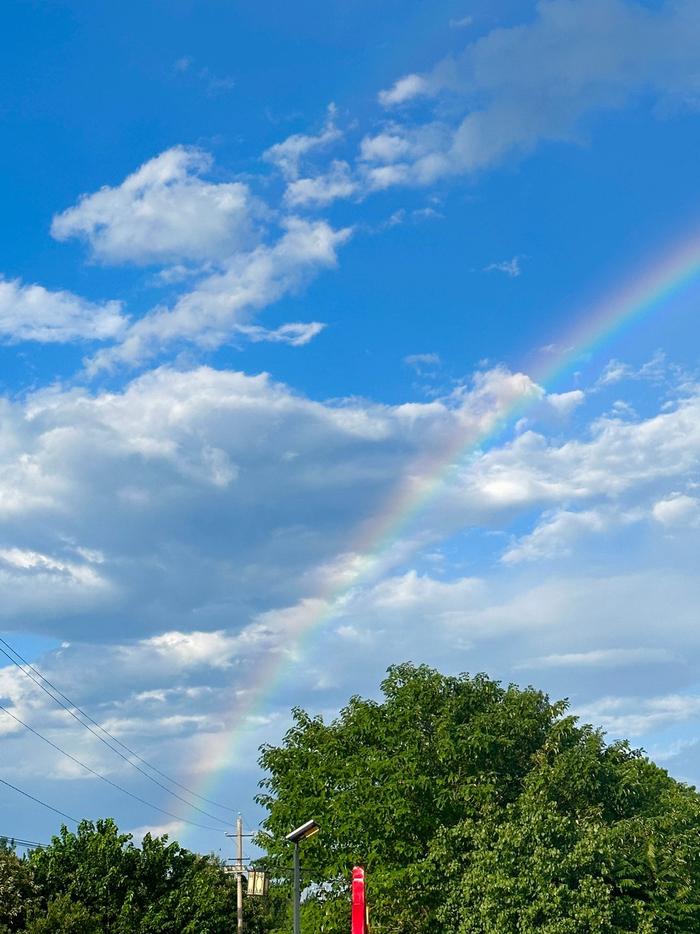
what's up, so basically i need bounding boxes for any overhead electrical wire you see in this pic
[0,636,235,814]
[0,639,232,826]
[0,702,225,833]
[0,836,47,850]
[0,777,77,824]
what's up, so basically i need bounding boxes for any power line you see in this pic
[0,640,232,827]
[0,836,47,850]
[0,635,236,815]
[0,777,77,824]
[0,703,224,833]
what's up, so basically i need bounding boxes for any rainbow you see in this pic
[181,227,700,836]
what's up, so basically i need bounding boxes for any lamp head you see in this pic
[285,819,320,844]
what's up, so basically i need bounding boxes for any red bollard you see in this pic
[351,866,366,934]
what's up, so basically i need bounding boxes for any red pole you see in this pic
[351,866,366,934]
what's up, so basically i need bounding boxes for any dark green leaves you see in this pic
[257,664,700,934]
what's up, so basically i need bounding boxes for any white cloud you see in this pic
[0,547,104,586]
[138,631,239,670]
[502,509,611,563]
[0,544,113,622]
[48,148,348,367]
[284,161,357,208]
[484,256,521,278]
[0,365,520,635]
[379,74,432,107]
[235,321,326,346]
[370,0,700,186]
[360,124,453,189]
[404,352,441,371]
[52,147,262,266]
[263,107,342,180]
[576,693,700,738]
[456,388,700,519]
[652,493,700,526]
[0,278,126,344]
[359,131,413,163]
[374,206,443,232]
[648,738,700,763]
[86,218,350,372]
[518,647,674,669]
[544,389,585,416]
[129,820,182,842]
[597,351,669,386]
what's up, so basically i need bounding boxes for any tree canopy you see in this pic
[0,819,237,933]
[257,663,700,933]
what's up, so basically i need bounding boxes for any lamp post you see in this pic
[285,819,320,934]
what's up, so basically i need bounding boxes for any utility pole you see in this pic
[293,839,300,934]
[237,814,244,934]
[285,820,319,934]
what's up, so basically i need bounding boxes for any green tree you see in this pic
[26,895,100,934]
[27,819,235,932]
[244,879,293,934]
[0,840,39,932]
[256,663,700,933]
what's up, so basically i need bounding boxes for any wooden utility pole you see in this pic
[237,815,244,933]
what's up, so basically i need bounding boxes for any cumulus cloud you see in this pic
[359,123,453,189]
[359,131,413,163]
[253,563,700,736]
[1,362,698,648]
[0,278,126,344]
[546,389,584,413]
[502,508,611,563]
[129,820,183,842]
[454,389,700,519]
[137,631,240,670]
[0,369,476,628]
[597,350,670,386]
[1,365,700,838]
[263,106,342,180]
[652,493,700,526]
[370,0,700,186]
[284,161,357,208]
[86,218,350,372]
[0,365,529,637]
[378,74,432,107]
[46,147,350,367]
[577,693,700,738]
[52,147,262,266]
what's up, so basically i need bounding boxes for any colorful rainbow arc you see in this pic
[182,227,700,833]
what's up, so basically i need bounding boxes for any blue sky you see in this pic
[1,0,700,857]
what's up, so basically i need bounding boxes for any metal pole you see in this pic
[237,815,244,933]
[293,840,301,934]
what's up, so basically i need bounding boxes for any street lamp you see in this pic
[285,820,320,934]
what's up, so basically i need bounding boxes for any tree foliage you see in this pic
[257,663,700,933]
[0,839,38,932]
[31,819,237,932]
[0,819,238,932]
